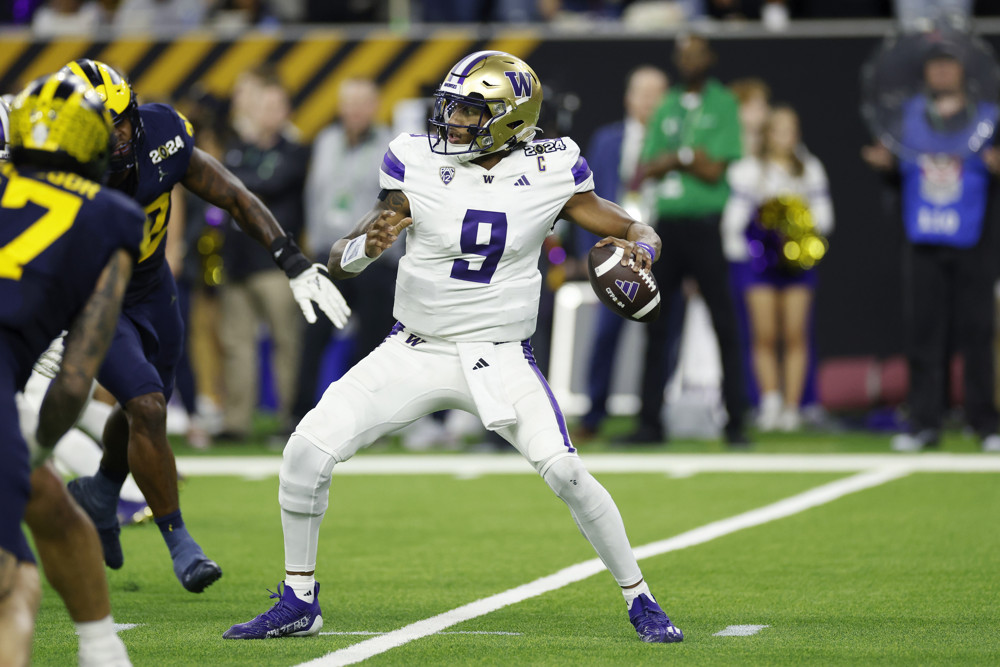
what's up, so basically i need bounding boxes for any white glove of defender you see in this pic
[289,264,351,328]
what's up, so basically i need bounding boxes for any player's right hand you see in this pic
[365,211,413,258]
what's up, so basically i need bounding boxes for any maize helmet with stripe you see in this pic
[428,51,543,162]
[0,96,10,161]
[61,59,142,180]
[8,72,114,181]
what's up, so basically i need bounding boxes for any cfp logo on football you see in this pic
[605,278,638,309]
[440,166,455,185]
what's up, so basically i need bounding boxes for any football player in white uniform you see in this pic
[225,52,683,644]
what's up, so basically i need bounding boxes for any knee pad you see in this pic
[542,456,610,521]
[279,435,337,516]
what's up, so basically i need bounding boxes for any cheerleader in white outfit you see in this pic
[722,106,834,431]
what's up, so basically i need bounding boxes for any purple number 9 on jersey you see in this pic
[450,209,508,284]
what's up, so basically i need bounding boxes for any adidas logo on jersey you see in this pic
[472,358,490,370]
[615,279,639,302]
[514,175,531,187]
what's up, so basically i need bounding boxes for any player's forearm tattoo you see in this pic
[379,190,409,215]
[37,252,131,448]
[183,149,283,247]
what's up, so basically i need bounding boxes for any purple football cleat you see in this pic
[628,593,683,643]
[223,582,323,639]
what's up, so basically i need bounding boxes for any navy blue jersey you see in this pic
[0,163,145,389]
[123,103,195,304]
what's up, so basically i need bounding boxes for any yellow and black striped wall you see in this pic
[0,30,541,140]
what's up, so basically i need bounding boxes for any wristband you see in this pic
[340,235,377,273]
[635,242,656,262]
[270,237,312,278]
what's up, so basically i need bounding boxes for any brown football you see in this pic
[586,244,661,323]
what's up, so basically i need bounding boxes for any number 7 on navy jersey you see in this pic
[450,209,507,284]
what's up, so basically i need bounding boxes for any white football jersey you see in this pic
[379,133,594,342]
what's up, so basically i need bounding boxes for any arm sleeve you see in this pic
[565,138,595,194]
[378,134,408,191]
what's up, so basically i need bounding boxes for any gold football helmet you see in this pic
[8,72,113,181]
[429,51,543,161]
[62,59,142,178]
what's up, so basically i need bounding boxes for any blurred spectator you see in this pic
[114,0,207,32]
[862,49,1000,452]
[628,33,747,445]
[305,0,380,22]
[217,68,308,441]
[894,0,972,29]
[730,78,771,159]
[291,78,395,423]
[31,0,105,35]
[212,0,281,29]
[419,0,541,22]
[722,105,833,431]
[573,65,684,440]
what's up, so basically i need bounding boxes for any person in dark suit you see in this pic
[574,65,685,440]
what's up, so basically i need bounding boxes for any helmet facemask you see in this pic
[428,92,506,161]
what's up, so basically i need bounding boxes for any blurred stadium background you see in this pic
[7,3,1000,665]
[5,2,1000,436]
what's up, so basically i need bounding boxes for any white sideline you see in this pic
[174,452,1000,479]
[294,467,909,667]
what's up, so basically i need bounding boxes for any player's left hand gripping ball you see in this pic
[289,264,351,327]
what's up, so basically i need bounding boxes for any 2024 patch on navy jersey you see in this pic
[123,103,194,302]
[0,164,144,389]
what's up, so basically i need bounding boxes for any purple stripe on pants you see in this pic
[521,340,576,454]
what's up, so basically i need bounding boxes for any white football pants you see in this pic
[280,326,643,586]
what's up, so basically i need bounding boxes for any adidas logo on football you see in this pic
[514,175,531,187]
[615,279,639,302]
[472,358,490,370]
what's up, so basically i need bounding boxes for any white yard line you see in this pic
[175,452,1000,479]
[714,625,770,637]
[294,466,909,667]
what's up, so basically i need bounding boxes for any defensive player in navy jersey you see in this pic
[0,73,142,666]
[62,59,351,593]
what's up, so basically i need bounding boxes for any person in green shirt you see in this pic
[625,33,749,446]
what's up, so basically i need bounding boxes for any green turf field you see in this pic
[29,428,1000,665]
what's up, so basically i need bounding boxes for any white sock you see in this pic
[622,579,654,609]
[76,400,114,442]
[53,429,103,477]
[542,457,643,586]
[76,616,131,667]
[285,573,316,601]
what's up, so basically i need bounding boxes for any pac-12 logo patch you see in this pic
[615,279,639,302]
[440,166,455,185]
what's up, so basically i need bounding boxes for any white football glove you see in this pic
[32,334,66,379]
[289,264,351,328]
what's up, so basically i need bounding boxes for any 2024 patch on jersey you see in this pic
[379,134,594,342]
